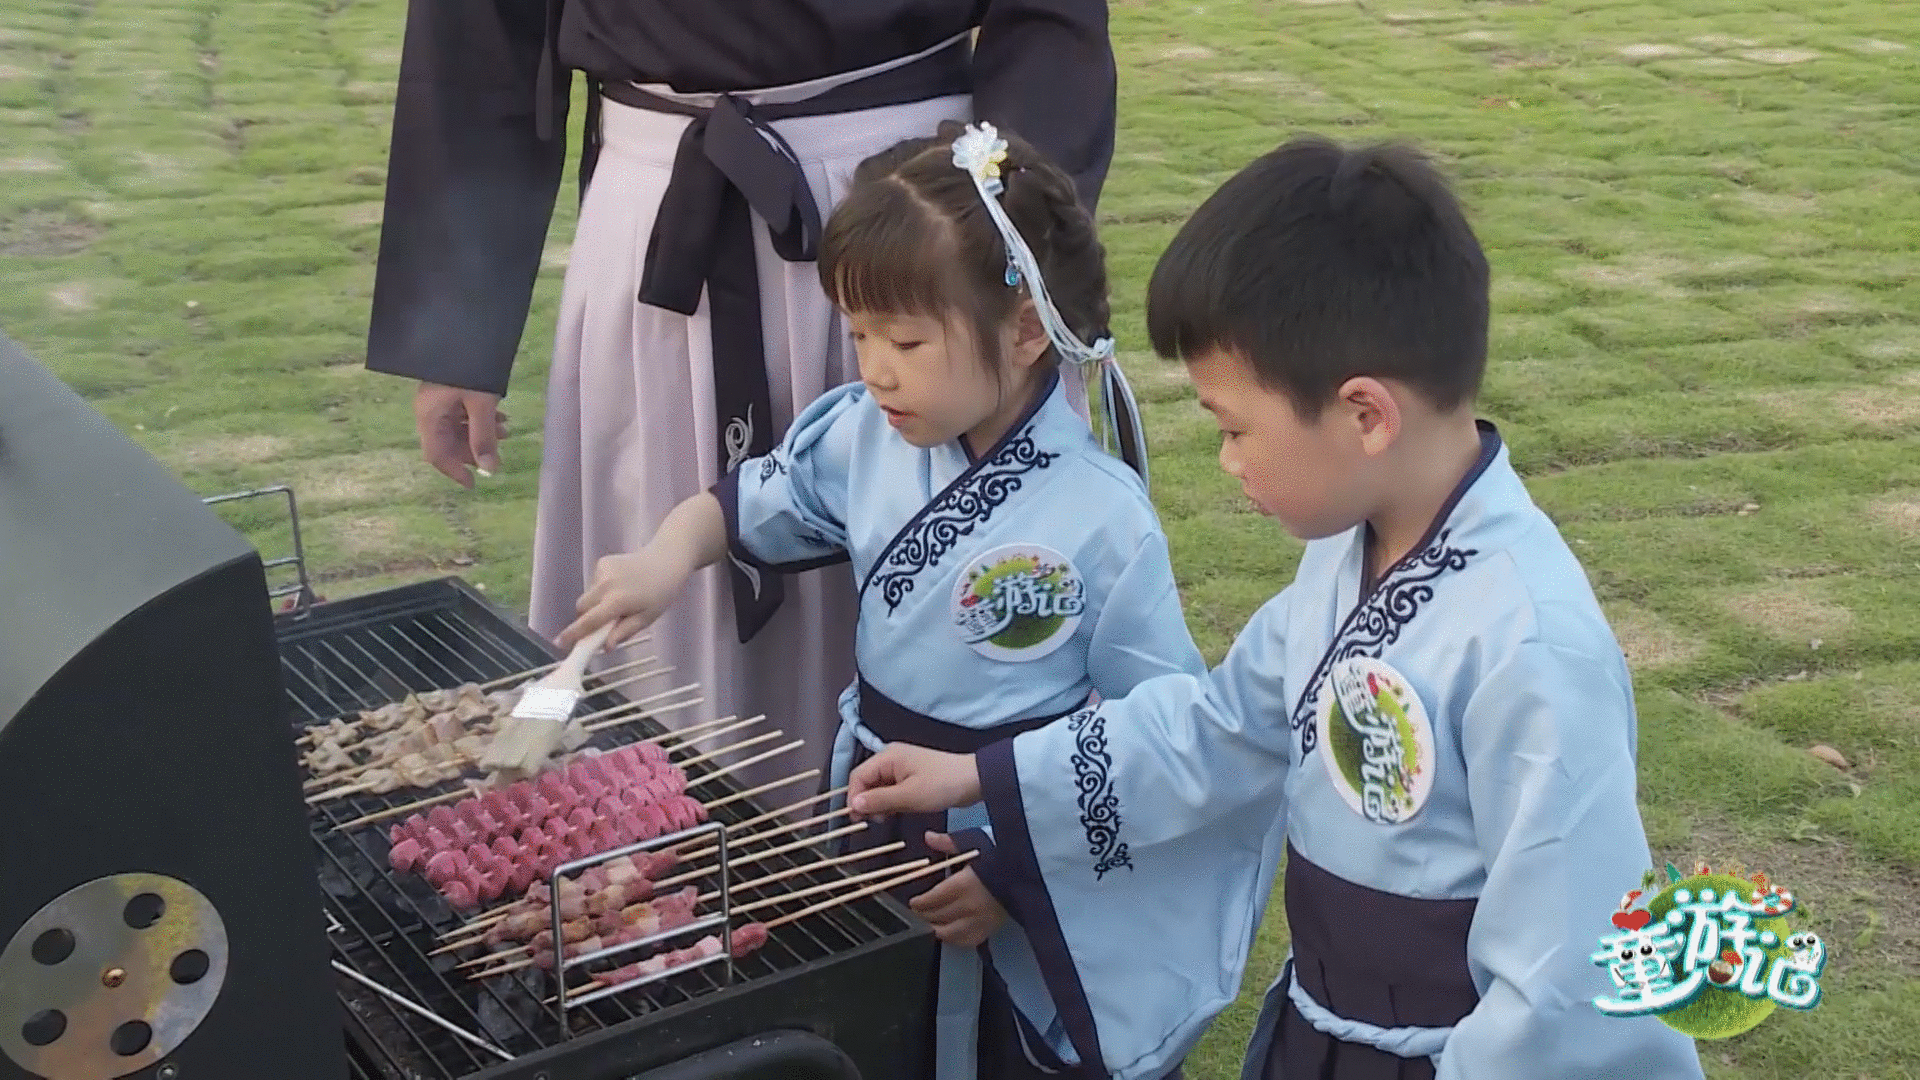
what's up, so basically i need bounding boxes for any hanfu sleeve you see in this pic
[365,0,568,397]
[954,595,1298,1080]
[972,0,1117,210]
[1085,531,1208,697]
[709,383,862,573]
[1441,639,1705,1078]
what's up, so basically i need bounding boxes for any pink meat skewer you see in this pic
[590,925,770,989]
[387,742,673,848]
[388,747,682,863]
[424,795,707,910]
[525,897,705,972]
[389,779,697,877]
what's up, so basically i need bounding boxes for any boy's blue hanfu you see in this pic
[715,368,1207,1078]
[958,424,1707,1080]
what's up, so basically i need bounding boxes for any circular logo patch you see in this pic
[950,544,1086,661]
[1315,657,1435,824]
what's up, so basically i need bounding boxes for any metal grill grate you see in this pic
[282,580,914,1080]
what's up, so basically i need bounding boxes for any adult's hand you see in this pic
[414,382,507,488]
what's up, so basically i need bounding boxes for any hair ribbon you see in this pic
[951,123,1150,485]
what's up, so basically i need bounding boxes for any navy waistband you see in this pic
[1284,843,1481,1030]
[857,675,1085,756]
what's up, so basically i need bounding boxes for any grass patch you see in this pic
[5,0,1918,1075]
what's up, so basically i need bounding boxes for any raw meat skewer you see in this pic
[470,857,930,979]
[546,852,978,1000]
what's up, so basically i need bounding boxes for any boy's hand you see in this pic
[848,745,982,819]
[910,832,1007,946]
[558,550,686,650]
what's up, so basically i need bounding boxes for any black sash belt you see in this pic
[1284,843,1481,1031]
[599,43,971,644]
[857,675,1084,755]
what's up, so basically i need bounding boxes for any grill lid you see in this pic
[0,331,255,731]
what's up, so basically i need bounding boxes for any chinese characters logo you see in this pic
[1592,862,1826,1039]
[951,544,1086,661]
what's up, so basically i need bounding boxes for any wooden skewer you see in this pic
[313,702,722,811]
[437,772,826,937]
[526,852,979,995]
[328,731,799,832]
[718,785,844,835]
[568,678,686,728]
[683,739,803,784]
[620,680,704,709]
[299,654,663,747]
[717,807,845,850]
[730,857,931,918]
[701,771,823,815]
[653,822,869,890]
[584,694,704,732]
[433,800,845,942]
[302,663,674,771]
[442,844,910,960]
[762,850,977,930]
[444,802,847,942]
[673,731,786,771]
[475,644,653,692]
[479,857,935,981]
[698,842,908,905]
[661,715,764,749]
[484,647,654,691]
[304,703,706,800]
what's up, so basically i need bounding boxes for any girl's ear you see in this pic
[1006,300,1050,371]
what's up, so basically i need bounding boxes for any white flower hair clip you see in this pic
[951,123,1010,197]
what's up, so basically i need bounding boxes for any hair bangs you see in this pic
[819,179,966,322]
[1146,211,1246,364]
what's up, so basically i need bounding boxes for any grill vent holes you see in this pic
[110,1021,153,1056]
[123,893,166,930]
[171,950,211,985]
[30,929,73,966]
[20,1011,64,1047]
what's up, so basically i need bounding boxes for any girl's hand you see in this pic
[909,833,1008,946]
[848,745,982,819]
[558,550,686,650]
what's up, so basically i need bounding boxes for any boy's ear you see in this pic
[1336,376,1401,456]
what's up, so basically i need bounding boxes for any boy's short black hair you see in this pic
[1146,136,1490,416]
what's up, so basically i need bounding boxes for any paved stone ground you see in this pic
[1,1,1915,1075]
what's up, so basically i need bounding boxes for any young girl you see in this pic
[557,121,1206,1080]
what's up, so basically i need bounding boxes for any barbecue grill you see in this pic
[0,332,935,1080]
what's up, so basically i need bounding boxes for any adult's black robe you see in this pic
[364,0,1118,397]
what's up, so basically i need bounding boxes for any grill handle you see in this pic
[626,1030,861,1080]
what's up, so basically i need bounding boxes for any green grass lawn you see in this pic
[4,0,1917,1075]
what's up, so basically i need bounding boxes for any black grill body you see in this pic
[0,333,342,1080]
[1,330,934,1080]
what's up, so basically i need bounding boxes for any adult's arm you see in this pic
[972,0,1118,212]
[365,0,571,397]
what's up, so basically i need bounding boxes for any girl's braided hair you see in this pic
[819,120,1109,373]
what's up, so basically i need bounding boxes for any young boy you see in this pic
[847,137,1708,1080]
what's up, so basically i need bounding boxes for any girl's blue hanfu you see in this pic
[716,365,1205,1076]
[954,427,1707,1080]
